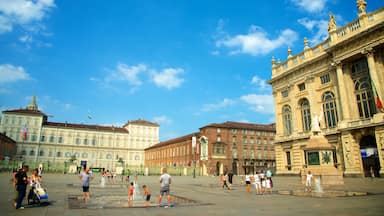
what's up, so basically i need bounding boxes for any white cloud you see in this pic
[216,25,298,56]
[151,68,184,90]
[0,0,55,34]
[0,64,31,83]
[251,75,268,90]
[291,0,328,13]
[107,63,147,86]
[201,98,236,112]
[153,115,172,125]
[240,94,274,114]
[298,18,329,45]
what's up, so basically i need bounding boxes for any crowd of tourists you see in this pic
[220,169,274,195]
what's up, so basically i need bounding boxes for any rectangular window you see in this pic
[76,138,80,144]
[40,136,45,142]
[49,136,54,143]
[286,151,291,170]
[298,83,306,91]
[58,137,63,143]
[281,90,288,98]
[320,74,330,84]
[31,135,37,142]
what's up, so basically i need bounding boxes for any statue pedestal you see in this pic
[301,134,344,185]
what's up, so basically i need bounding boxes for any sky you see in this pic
[0,0,383,141]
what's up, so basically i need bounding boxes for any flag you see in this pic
[372,80,384,112]
[21,124,28,140]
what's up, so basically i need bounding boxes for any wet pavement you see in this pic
[1,173,384,215]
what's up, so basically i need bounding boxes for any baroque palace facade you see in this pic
[0,96,159,172]
[268,1,384,177]
[145,121,275,176]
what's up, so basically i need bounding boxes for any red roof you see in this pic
[44,122,128,133]
[124,119,159,127]
[2,109,47,116]
[201,121,276,132]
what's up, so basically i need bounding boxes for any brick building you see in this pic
[0,132,16,160]
[145,121,275,176]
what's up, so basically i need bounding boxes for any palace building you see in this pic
[268,1,384,177]
[0,96,159,172]
[145,121,275,176]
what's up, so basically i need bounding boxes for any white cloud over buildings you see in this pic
[0,64,31,83]
[215,25,298,56]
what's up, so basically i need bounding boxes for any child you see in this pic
[128,182,134,207]
[142,185,151,207]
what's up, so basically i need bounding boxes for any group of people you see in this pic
[12,165,44,210]
[220,170,274,195]
[80,167,172,208]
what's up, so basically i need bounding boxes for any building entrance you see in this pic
[360,135,380,177]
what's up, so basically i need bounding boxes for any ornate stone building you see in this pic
[0,97,159,172]
[268,1,384,177]
[145,121,275,176]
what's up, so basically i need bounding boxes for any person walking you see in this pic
[79,168,93,202]
[128,182,134,207]
[158,168,172,207]
[15,165,29,209]
[227,170,234,190]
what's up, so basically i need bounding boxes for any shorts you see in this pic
[245,181,251,185]
[254,182,261,189]
[145,194,151,201]
[83,186,89,192]
[160,186,170,196]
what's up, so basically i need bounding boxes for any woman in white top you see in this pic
[253,171,261,195]
[245,173,251,193]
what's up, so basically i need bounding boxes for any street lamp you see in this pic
[192,135,197,178]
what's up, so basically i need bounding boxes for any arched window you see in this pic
[39,150,44,156]
[56,151,62,157]
[322,91,338,128]
[354,76,376,118]
[282,105,292,135]
[29,150,35,156]
[300,98,311,132]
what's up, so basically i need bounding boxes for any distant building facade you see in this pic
[0,132,16,161]
[145,121,275,176]
[268,2,384,177]
[0,96,159,171]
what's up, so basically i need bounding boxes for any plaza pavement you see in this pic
[1,172,384,216]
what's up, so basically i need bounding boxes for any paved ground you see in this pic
[1,172,384,216]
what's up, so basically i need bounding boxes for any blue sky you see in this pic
[0,0,382,141]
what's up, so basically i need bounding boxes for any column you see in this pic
[335,62,351,125]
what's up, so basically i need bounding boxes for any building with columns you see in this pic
[268,1,384,177]
[0,96,159,172]
[145,121,275,176]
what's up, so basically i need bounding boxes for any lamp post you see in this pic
[192,135,197,178]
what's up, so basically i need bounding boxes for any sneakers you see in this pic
[16,206,24,210]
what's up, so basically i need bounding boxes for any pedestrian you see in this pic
[305,170,313,192]
[253,171,262,195]
[142,184,151,207]
[245,172,251,193]
[370,166,375,178]
[12,168,21,208]
[15,165,29,209]
[79,168,93,202]
[158,167,172,207]
[222,173,230,190]
[27,168,43,204]
[128,182,134,207]
[227,170,234,190]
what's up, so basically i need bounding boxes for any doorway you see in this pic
[360,135,380,177]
